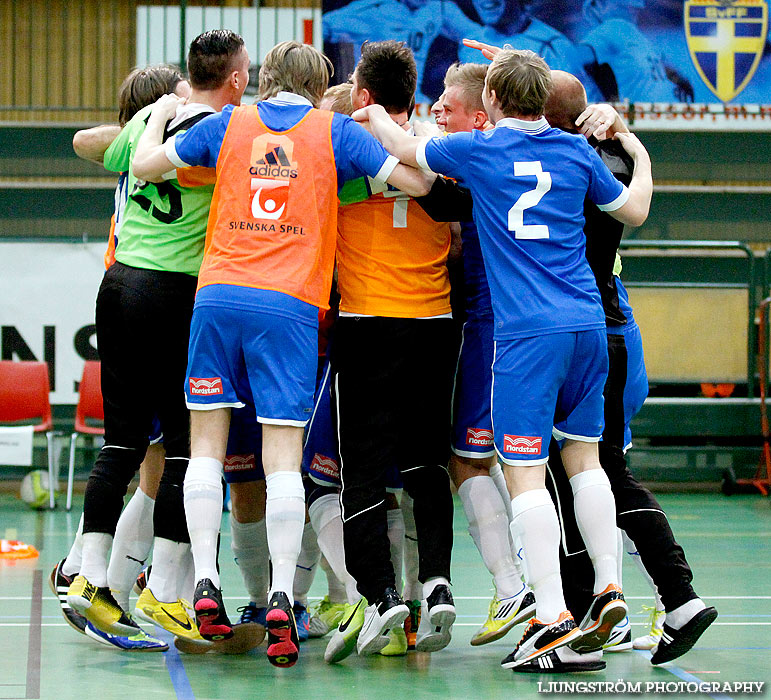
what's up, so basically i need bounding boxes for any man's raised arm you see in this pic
[131,94,186,182]
[607,132,652,228]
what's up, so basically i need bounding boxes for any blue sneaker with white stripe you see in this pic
[85,621,168,651]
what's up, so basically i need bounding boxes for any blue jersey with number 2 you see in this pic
[419,117,629,340]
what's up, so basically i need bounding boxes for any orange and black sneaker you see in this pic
[570,583,628,653]
[404,599,421,650]
[193,578,234,641]
[501,611,583,668]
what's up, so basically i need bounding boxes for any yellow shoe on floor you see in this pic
[378,626,408,656]
[66,575,140,636]
[471,588,536,646]
[134,588,203,640]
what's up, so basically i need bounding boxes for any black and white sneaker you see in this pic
[415,584,456,652]
[357,587,409,656]
[570,584,628,653]
[651,607,717,665]
[513,648,606,673]
[501,611,583,669]
[49,559,87,635]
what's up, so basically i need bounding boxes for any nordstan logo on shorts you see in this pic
[224,454,256,472]
[503,434,542,455]
[310,453,340,480]
[189,377,223,396]
[466,427,494,447]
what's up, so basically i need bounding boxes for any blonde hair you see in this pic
[321,83,353,115]
[486,49,552,118]
[258,41,334,107]
[443,63,487,113]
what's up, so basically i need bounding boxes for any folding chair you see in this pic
[0,361,58,509]
[67,361,104,510]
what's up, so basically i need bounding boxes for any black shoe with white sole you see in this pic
[415,584,456,653]
[357,587,409,656]
[512,649,606,673]
[651,607,717,665]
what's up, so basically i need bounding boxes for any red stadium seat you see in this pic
[0,361,58,509]
[67,361,104,510]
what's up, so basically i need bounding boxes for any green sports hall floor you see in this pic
[1,491,769,700]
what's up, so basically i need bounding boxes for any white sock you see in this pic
[63,513,85,575]
[79,532,113,588]
[489,463,525,580]
[510,489,565,624]
[400,493,421,601]
[616,527,624,587]
[230,514,270,607]
[265,471,305,606]
[183,456,224,588]
[556,646,603,663]
[423,575,450,601]
[178,546,195,603]
[624,530,658,594]
[569,469,619,594]
[321,556,348,604]
[386,507,405,594]
[294,521,320,606]
[309,493,359,605]
[147,538,189,603]
[107,487,155,610]
[458,476,522,598]
[666,598,707,629]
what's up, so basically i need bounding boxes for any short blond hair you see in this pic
[444,63,487,113]
[486,49,552,118]
[321,83,353,115]
[259,41,333,107]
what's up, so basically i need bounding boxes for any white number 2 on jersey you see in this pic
[508,161,552,239]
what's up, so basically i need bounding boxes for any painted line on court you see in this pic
[637,651,733,700]
[26,570,42,699]
[154,627,196,700]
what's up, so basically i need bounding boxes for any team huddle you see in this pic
[49,28,717,675]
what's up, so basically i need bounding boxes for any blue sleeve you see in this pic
[170,106,235,168]
[421,132,473,181]
[331,114,392,189]
[584,140,625,208]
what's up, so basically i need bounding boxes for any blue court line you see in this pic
[635,650,732,700]
[154,627,196,700]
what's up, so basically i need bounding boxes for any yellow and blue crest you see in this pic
[685,0,768,102]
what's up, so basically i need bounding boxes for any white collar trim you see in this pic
[265,91,313,107]
[496,116,550,133]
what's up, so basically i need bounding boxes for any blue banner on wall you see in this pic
[323,0,771,128]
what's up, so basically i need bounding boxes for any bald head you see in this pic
[544,70,587,132]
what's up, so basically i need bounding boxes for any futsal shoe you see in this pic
[404,599,421,650]
[603,616,633,652]
[357,587,409,656]
[85,620,168,652]
[324,597,367,663]
[132,565,151,595]
[415,584,456,653]
[293,601,311,642]
[512,647,606,674]
[193,578,234,641]
[49,559,87,635]
[237,602,267,627]
[266,591,300,668]
[67,575,140,636]
[501,611,583,669]
[570,584,628,653]
[471,587,536,646]
[633,605,665,650]
[134,588,203,641]
[650,607,717,665]
[308,596,347,638]
[378,626,408,656]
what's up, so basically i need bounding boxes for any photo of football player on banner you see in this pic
[322,0,771,122]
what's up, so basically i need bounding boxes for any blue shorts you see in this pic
[224,402,265,483]
[302,358,402,491]
[148,416,163,445]
[185,286,317,426]
[619,321,648,451]
[451,315,495,459]
[492,329,608,466]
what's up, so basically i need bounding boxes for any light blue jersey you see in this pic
[582,18,675,102]
[419,116,629,340]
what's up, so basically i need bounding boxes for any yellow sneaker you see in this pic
[633,604,665,650]
[66,575,140,636]
[378,626,408,656]
[471,588,536,646]
[309,596,348,638]
[134,588,203,640]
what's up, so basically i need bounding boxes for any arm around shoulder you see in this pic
[73,125,121,163]
[608,132,652,228]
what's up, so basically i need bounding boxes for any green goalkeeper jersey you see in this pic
[103,103,215,276]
